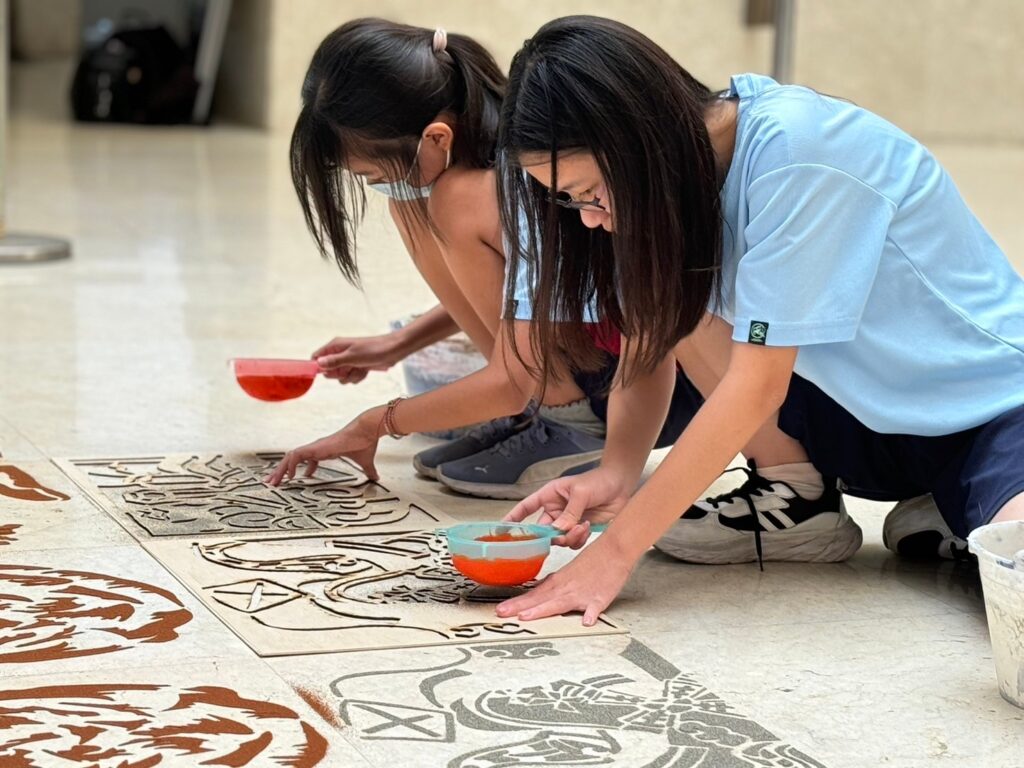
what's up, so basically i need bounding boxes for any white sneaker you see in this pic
[882,494,970,560]
[655,460,863,566]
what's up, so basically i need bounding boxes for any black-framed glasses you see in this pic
[548,190,607,212]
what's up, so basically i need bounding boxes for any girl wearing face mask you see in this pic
[269,19,701,500]
[493,16,1024,625]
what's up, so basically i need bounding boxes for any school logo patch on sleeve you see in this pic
[748,320,769,345]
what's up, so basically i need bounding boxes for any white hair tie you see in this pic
[432,28,448,54]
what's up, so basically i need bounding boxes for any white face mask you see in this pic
[366,138,450,200]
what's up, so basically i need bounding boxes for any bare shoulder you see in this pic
[429,167,500,243]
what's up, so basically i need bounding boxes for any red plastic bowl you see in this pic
[231,358,319,402]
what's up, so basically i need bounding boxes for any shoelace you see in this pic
[699,459,776,571]
[491,419,551,459]
[466,416,515,444]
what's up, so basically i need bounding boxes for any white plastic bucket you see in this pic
[967,520,1024,709]
[389,318,486,440]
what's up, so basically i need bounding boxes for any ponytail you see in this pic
[442,31,505,168]
[290,19,506,283]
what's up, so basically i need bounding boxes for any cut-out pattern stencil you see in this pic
[0,564,193,664]
[282,637,827,768]
[0,463,70,502]
[146,529,622,656]
[0,682,330,767]
[58,453,454,538]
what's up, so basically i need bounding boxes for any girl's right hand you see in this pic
[265,411,381,485]
[503,469,633,549]
[312,334,403,384]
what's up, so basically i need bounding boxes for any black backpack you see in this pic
[70,25,198,124]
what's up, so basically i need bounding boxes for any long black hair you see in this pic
[291,18,505,284]
[498,16,723,384]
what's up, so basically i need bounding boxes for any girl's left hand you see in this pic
[495,536,635,626]
[265,413,380,485]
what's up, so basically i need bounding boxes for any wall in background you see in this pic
[216,0,272,128]
[795,0,1024,143]
[219,0,773,133]
[9,0,78,59]
[8,1,1024,142]
[217,0,1024,144]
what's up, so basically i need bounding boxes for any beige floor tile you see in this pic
[0,414,46,461]
[638,613,1024,768]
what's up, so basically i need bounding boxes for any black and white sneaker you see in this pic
[654,460,863,567]
[882,494,970,561]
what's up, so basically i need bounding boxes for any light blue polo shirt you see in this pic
[719,74,1024,436]
[504,204,598,323]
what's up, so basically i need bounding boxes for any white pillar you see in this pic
[772,0,796,84]
[0,0,72,263]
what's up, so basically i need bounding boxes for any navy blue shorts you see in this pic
[777,376,1024,538]
[578,361,1024,538]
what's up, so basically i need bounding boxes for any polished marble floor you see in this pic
[2,62,1022,766]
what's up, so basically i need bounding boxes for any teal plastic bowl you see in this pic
[442,523,556,586]
[444,523,555,560]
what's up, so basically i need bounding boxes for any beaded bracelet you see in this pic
[382,397,407,439]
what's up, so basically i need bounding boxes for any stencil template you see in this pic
[57,453,455,539]
[280,636,827,768]
[146,528,623,656]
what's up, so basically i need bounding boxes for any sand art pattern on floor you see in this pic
[0,464,70,502]
[283,637,827,768]
[0,523,20,545]
[0,565,193,664]
[0,682,328,767]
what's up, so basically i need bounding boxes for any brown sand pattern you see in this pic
[0,465,70,502]
[0,565,193,663]
[0,523,20,546]
[0,683,328,766]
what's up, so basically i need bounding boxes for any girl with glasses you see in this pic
[496,16,1024,625]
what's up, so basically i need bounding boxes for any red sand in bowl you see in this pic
[236,375,315,402]
[451,533,546,587]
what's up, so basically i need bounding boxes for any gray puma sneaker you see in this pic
[412,416,523,479]
[436,417,604,500]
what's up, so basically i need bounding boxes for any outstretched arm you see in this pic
[503,345,677,548]
[314,305,459,384]
[496,342,797,625]
[266,320,547,484]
